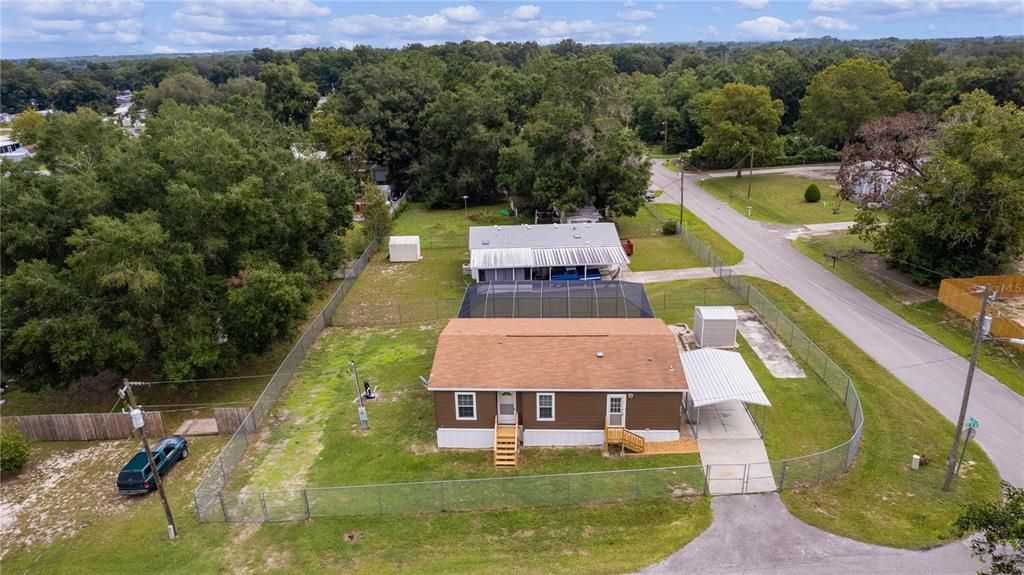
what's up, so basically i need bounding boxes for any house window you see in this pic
[455,392,477,420]
[537,393,555,421]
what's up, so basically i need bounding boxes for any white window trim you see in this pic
[536,393,555,422]
[455,392,477,421]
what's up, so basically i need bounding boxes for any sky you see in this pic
[1,0,1022,60]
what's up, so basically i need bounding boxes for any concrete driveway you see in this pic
[696,401,776,495]
[637,493,980,575]
[650,160,1024,487]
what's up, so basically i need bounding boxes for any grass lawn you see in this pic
[743,278,1001,548]
[612,203,664,238]
[698,174,858,225]
[646,279,852,459]
[627,235,706,271]
[230,323,702,492]
[794,231,1024,397]
[389,201,526,249]
[652,204,744,266]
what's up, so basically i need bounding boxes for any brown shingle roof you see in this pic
[427,318,686,391]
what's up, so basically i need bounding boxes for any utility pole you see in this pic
[662,121,668,153]
[678,157,685,228]
[942,285,992,491]
[120,380,177,539]
[747,146,754,199]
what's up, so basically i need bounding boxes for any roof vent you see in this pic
[482,240,490,246]
[553,223,559,228]
[573,233,581,239]
[596,352,604,358]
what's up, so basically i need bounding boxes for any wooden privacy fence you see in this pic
[938,275,1024,344]
[214,407,254,435]
[8,412,165,441]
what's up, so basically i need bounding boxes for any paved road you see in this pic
[638,494,980,575]
[651,160,1024,486]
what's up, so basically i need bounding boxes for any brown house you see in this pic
[427,318,688,463]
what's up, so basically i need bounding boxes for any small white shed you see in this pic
[694,306,738,348]
[389,236,421,262]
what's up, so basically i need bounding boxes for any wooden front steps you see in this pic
[494,417,519,468]
[604,426,646,454]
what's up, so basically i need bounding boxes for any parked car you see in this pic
[116,435,189,495]
[645,189,657,201]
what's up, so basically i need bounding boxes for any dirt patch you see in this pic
[853,254,937,305]
[995,295,1024,325]
[0,441,136,556]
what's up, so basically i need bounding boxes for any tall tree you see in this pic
[954,482,1024,575]
[259,63,319,126]
[837,112,938,205]
[797,58,908,148]
[699,83,784,174]
[891,42,947,92]
[11,108,47,145]
[852,90,1024,283]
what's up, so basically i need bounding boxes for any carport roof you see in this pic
[681,348,771,408]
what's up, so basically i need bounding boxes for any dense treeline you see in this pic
[2,36,1022,388]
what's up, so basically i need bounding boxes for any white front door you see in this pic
[498,391,516,424]
[607,394,626,427]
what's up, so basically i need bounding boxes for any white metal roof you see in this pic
[389,235,420,246]
[681,348,771,408]
[696,306,738,321]
[468,223,628,269]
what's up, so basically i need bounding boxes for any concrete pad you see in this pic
[736,309,806,378]
[784,221,857,241]
[175,418,218,436]
[695,400,776,494]
[620,267,718,284]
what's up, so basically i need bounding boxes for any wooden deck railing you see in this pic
[604,425,645,453]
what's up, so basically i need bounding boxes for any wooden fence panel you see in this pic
[214,408,253,435]
[9,412,165,441]
[938,275,1024,346]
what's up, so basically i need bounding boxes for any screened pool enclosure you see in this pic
[457,281,654,319]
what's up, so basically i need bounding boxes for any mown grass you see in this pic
[698,174,855,225]
[744,278,1001,548]
[652,204,744,266]
[794,231,1024,397]
[627,235,706,271]
[647,279,852,459]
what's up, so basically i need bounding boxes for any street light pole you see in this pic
[121,381,177,539]
[462,195,469,218]
[942,285,992,491]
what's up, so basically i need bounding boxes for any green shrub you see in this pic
[1,426,31,474]
[662,220,679,235]
[804,184,822,203]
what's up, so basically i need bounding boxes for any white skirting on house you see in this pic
[633,429,680,442]
[436,428,493,448]
[523,429,604,447]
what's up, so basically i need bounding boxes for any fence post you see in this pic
[303,489,311,519]
[440,481,446,512]
[817,453,825,483]
[259,492,269,522]
[566,474,572,504]
[779,461,787,491]
[219,491,229,522]
[843,379,851,406]
[742,464,749,494]
[193,492,201,522]
[703,465,711,495]
[378,486,384,515]
[635,469,641,498]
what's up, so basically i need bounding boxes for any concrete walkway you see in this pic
[621,259,770,284]
[637,493,980,575]
[650,159,1024,486]
[736,309,806,379]
[695,401,776,495]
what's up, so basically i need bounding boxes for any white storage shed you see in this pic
[389,236,421,262]
[693,306,738,348]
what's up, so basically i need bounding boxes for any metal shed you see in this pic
[389,236,421,262]
[694,306,738,348]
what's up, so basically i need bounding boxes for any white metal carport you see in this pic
[681,348,771,439]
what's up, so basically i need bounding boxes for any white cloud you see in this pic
[508,4,541,21]
[702,25,719,37]
[808,0,851,11]
[14,0,144,18]
[440,5,484,23]
[735,15,856,39]
[168,29,320,49]
[735,16,804,39]
[174,0,329,20]
[152,45,180,54]
[655,3,668,10]
[24,18,86,33]
[739,0,769,9]
[618,9,656,20]
[811,15,857,30]
[332,14,450,38]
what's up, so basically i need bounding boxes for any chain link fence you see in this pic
[193,238,379,520]
[194,221,865,521]
[679,225,865,494]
